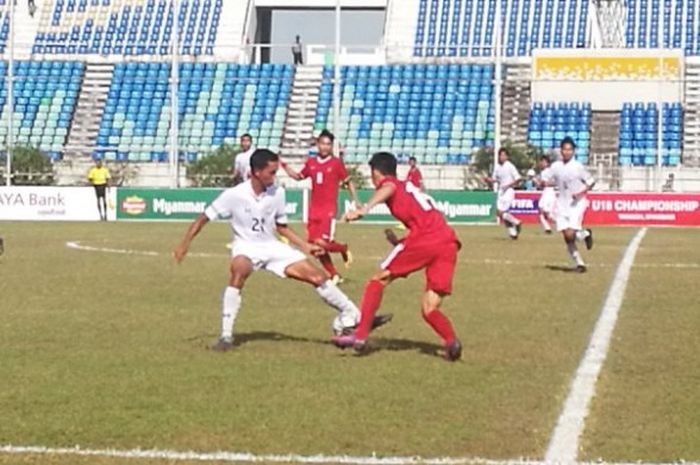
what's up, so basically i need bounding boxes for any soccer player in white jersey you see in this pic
[232,133,255,182]
[547,137,595,272]
[174,149,391,351]
[535,155,556,234]
[485,148,522,239]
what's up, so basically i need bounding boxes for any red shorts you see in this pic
[307,217,336,242]
[380,237,459,295]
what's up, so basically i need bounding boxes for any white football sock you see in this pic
[567,241,585,267]
[507,226,517,237]
[502,212,521,225]
[316,280,360,327]
[575,229,590,242]
[221,287,241,339]
[539,213,551,232]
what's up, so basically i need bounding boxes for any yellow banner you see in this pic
[534,56,680,81]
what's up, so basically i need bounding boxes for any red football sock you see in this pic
[318,253,338,277]
[324,240,348,254]
[423,309,456,345]
[355,280,385,340]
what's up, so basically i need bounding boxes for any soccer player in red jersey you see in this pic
[282,130,360,283]
[332,152,462,361]
[405,156,424,190]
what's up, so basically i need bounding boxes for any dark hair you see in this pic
[409,156,417,163]
[560,136,577,149]
[318,129,335,143]
[369,152,397,176]
[250,149,279,173]
[498,147,509,157]
[540,155,550,164]
[240,133,253,141]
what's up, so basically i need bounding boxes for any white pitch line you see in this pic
[1,445,699,465]
[65,241,698,270]
[545,228,648,463]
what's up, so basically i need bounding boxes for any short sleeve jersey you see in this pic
[300,155,348,220]
[549,159,595,207]
[492,161,521,193]
[204,180,288,243]
[380,177,455,241]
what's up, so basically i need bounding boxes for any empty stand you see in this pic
[33,0,222,56]
[315,64,494,165]
[528,102,591,163]
[0,61,83,161]
[618,102,682,166]
[96,63,292,162]
[413,0,589,57]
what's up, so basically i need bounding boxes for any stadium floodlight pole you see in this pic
[6,0,15,186]
[333,0,341,155]
[492,0,503,168]
[169,0,181,188]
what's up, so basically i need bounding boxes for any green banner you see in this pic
[337,190,496,224]
[116,188,304,221]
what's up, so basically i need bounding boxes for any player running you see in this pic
[282,130,360,284]
[332,152,462,362]
[535,155,556,234]
[484,148,522,239]
[546,137,595,272]
[173,149,391,351]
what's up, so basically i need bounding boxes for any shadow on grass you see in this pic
[370,337,444,358]
[545,264,579,273]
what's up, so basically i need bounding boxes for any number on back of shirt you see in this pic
[251,218,265,233]
[406,182,436,211]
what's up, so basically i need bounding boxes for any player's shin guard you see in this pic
[502,212,521,225]
[315,281,360,326]
[355,280,385,340]
[318,253,339,277]
[423,309,456,345]
[566,240,585,267]
[221,287,241,339]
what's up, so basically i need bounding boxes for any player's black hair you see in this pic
[250,149,279,173]
[409,156,417,163]
[498,147,510,157]
[540,154,551,164]
[318,129,335,143]
[240,133,253,141]
[560,136,577,149]
[369,152,397,176]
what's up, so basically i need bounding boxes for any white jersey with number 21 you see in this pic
[204,180,288,244]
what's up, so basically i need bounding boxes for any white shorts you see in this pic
[497,188,515,212]
[556,198,588,232]
[232,240,306,278]
[539,189,556,214]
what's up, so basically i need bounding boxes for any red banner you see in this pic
[511,192,700,226]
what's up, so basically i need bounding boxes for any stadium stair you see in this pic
[214,0,250,59]
[682,62,700,166]
[591,111,621,159]
[501,63,530,145]
[384,0,421,63]
[280,65,322,158]
[65,62,114,159]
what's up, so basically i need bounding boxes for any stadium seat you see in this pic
[98,63,293,161]
[528,102,592,164]
[618,101,683,166]
[316,64,494,164]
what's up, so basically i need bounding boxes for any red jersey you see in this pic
[380,177,455,241]
[405,167,423,188]
[300,155,348,220]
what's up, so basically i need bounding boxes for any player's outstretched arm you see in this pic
[276,223,323,256]
[343,183,396,222]
[173,214,210,263]
[343,178,362,208]
[280,160,304,181]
